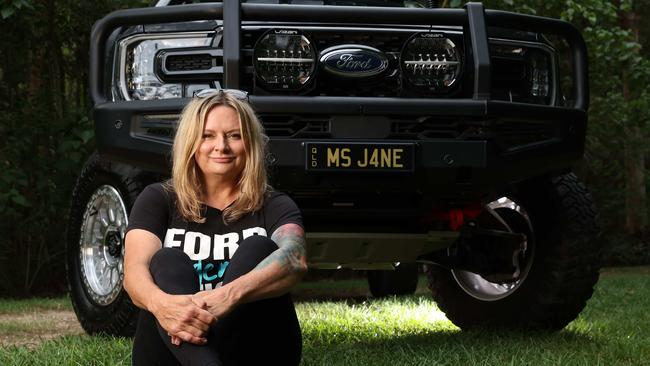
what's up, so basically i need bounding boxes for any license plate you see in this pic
[305,142,415,172]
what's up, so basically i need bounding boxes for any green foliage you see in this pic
[0,0,33,19]
[0,101,95,295]
[0,0,149,295]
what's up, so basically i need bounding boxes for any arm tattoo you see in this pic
[255,224,306,273]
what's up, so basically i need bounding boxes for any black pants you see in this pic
[132,235,302,366]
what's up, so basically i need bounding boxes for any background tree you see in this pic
[0,0,148,295]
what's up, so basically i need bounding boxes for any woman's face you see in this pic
[194,105,246,184]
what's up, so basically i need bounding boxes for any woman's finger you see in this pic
[187,316,211,333]
[191,294,208,309]
[170,335,182,346]
[175,330,207,346]
[192,307,217,327]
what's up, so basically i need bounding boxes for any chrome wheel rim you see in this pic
[451,196,535,301]
[79,185,127,306]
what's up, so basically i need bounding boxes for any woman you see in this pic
[124,89,307,366]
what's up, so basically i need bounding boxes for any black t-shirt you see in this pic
[126,183,303,291]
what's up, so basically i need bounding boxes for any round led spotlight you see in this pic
[401,33,462,93]
[253,29,316,90]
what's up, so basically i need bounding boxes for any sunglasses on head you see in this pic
[193,88,249,101]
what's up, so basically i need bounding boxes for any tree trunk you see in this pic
[619,9,648,237]
[622,111,647,236]
[44,0,64,119]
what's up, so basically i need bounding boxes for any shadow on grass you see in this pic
[293,293,372,303]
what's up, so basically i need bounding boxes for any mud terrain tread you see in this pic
[66,152,149,336]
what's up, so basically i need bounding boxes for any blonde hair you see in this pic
[167,91,269,224]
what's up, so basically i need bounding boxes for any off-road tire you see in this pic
[426,172,601,330]
[368,263,419,297]
[66,152,150,336]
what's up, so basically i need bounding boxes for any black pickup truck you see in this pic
[66,0,600,336]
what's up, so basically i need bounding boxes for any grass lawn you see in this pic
[1,267,649,365]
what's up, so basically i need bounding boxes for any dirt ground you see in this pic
[0,275,421,349]
[0,293,370,349]
[0,310,85,348]
[0,293,368,349]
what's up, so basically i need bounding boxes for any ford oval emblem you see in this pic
[320,45,388,77]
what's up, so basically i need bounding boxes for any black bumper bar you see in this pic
[90,1,589,111]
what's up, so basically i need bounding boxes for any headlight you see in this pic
[529,51,550,98]
[400,33,462,93]
[116,33,213,101]
[490,42,555,105]
[253,29,316,90]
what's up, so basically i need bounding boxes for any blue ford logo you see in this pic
[320,45,388,77]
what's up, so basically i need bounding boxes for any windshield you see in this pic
[156,1,433,8]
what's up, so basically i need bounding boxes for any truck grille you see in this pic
[259,115,467,140]
[260,115,330,138]
[493,121,558,151]
[390,118,463,139]
[133,113,556,151]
